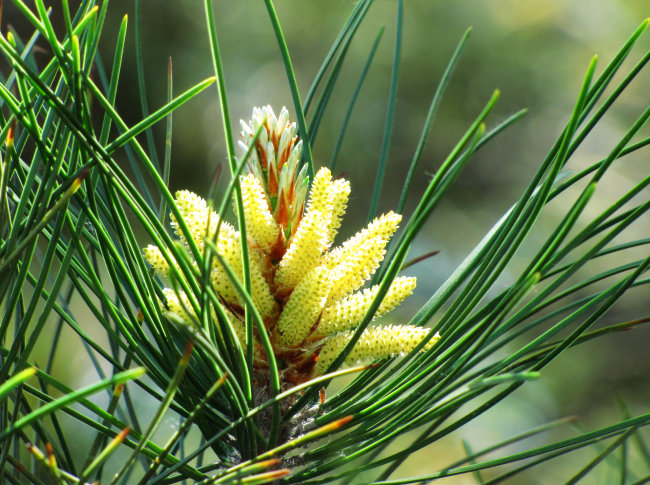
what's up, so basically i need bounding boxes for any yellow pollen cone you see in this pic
[314,325,440,376]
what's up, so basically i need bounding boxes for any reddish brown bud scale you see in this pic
[314,415,354,436]
[46,443,55,467]
[270,127,278,150]
[6,120,15,147]
[255,468,291,480]
[277,144,290,171]
[78,168,90,182]
[332,415,354,428]
[268,163,279,196]
[275,190,289,228]
[26,443,43,459]
[257,458,282,468]
[181,340,195,365]
[286,180,295,203]
[71,169,89,193]
[256,139,268,170]
[115,426,131,442]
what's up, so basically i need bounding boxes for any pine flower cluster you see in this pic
[144,106,439,385]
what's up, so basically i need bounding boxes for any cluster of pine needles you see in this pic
[0,0,649,483]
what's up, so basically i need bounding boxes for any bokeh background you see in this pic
[6,0,649,482]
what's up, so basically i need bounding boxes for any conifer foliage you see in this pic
[0,1,648,483]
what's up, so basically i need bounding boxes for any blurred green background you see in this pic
[6,0,650,481]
